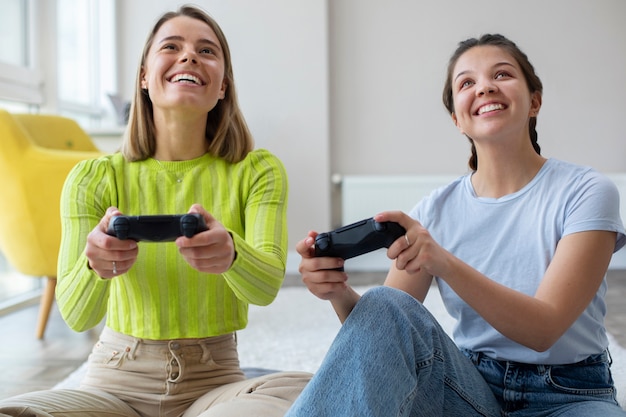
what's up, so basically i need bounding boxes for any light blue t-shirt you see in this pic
[411,158,626,364]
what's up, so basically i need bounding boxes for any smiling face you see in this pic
[450,45,541,144]
[141,15,227,115]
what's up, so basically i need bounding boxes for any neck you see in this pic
[471,147,546,198]
[152,109,208,161]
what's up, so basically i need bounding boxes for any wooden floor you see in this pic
[0,270,625,400]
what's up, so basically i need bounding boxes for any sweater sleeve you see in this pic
[56,156,115,332]
[220,150,289,306]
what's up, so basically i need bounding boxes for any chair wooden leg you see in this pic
[36,276,57,339]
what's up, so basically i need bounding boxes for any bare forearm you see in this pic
[330,286,362,323]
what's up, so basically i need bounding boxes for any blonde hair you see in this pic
[121,4,253,163]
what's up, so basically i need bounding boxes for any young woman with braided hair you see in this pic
[287,34,626,417]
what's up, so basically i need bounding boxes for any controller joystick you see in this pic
[107,214,208,242]
[314,217,406,261]
[111,216,131,240]
[180,213,201,238]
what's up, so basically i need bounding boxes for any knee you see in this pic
[247,371,313,398]
[359,286,425,316]
[0,390,56,415]
[354,286,438,334]
[191,372,312,417]
[359,285,400,307]
[0,389,139,417]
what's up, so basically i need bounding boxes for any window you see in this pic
[57,0,117,128]
[0,0,117,127]
[0,0,43,105]
[0,0,27,68]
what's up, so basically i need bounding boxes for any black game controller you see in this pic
[106,214,208,242]
[314,217,406,260]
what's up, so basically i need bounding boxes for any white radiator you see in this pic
[340,175,459,224]
[339,174,626,271]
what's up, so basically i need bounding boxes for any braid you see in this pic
[468,139,478,171]
[529,117,541,155]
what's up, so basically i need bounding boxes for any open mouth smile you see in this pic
[476,103,506,115]
[168,73,205,86]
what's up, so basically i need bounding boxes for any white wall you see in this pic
[115,0,626,272]
[329,0,626,177]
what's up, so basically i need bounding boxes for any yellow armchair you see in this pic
[0,110,104,338]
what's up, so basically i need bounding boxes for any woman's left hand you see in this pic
[176,204,236,273]
[375,210,453,279]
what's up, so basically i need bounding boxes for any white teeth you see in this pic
[170,73,202,84]
[477,103,505,115]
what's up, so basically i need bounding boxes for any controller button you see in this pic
[316,236,330,251]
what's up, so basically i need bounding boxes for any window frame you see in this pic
[0,0,43,105]
[0,0,117,128]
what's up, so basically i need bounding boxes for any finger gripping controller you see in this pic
[106,214,208,242]
[314,217,406,260]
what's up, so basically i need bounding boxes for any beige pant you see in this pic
[0,327,312,417]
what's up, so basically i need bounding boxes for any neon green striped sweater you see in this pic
[56,149,288,339]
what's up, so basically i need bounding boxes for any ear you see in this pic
[219,79,227,99]
[140,67,148,90]
[529,91,542,117]
[451,112,465,135]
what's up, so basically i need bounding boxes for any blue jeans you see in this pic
[285,286,626,417]
[469,349,624,416]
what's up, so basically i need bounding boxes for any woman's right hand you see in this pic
[85,207,138,279]
[296,231,361,322]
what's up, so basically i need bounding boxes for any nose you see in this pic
[180,49,198,64]
[476,79,497,96]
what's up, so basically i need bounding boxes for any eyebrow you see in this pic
[454,61,516,82]
[158,35,221,51]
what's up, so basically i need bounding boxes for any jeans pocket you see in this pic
[88,340,129,368]
[546,361,615,397]
[200,336,241,369]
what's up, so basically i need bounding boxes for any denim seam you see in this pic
[545,366,616,396]
[444,376,496,417]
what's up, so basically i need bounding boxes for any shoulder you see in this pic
[543,158,601,181]
[544,159,625,249]
[241,148,285,167]
[542,158,618,197]
[429,175,468,199]
[236,149,287,176]
[68,152,123,181]
[419,175,468,207]
[409,174,468,220]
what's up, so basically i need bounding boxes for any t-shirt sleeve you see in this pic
[563,170,626,253]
